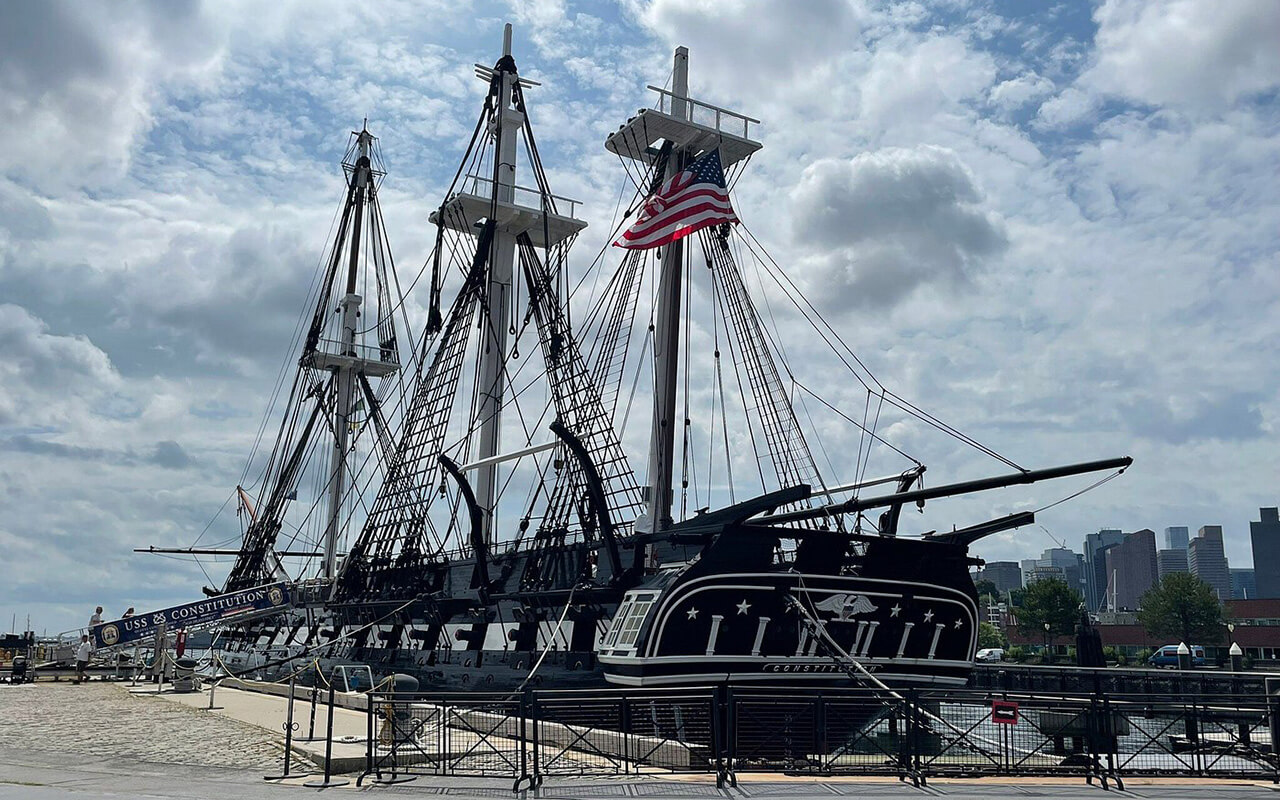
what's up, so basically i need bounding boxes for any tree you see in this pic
[973,579,999,602]
[1138,573,1225,645]
[1008,587,1027,608]
[978,622,1008,650]
[1016,577,1082,639]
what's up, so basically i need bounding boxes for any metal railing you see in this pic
[311,338,399,365]
[454,174,580,219]
[355,684,1280,789]
[972,662,1276,696]
[647,85,760,141]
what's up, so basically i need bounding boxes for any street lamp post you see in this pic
[1044,622,1051,665]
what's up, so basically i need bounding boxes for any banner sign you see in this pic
[91,583,290,649]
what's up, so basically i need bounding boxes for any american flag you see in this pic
[614,148,738,250]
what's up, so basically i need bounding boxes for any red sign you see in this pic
[991,700,1019,725]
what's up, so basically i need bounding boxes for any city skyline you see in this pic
[976,505,1279,606]
[976,513,1265,574]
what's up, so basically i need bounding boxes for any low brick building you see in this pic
[1005,599,1280,664]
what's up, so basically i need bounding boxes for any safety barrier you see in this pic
[354,684,1280,789]
[972,662,1277,697]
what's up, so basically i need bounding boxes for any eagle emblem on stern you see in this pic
[813,593,878,621]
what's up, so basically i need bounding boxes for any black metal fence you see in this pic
[972,663,1272,696]
[357,685,1280,789]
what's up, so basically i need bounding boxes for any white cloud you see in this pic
[0,1,229,192]
[989,72,1054,111]
[1088,0,1280,112]
[789,145,1007,310]
[0,304,121,428]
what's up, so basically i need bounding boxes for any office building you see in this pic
[1039,547,1085,596]
[1021,558,1039,586]
[1250,507,1280,599]
[1084,528,1125,611]
[1231,568,1257,600]
[1189,525,1231,601]
[1026,564,1066,585]
[979,561,1023,595]
[1103,529,1157,611]
[1164,526,1189,550]
[1157,548,1189,579]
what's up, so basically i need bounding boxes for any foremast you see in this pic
[313,128,399,580]
[223,125,404,594]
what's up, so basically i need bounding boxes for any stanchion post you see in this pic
[1268,677,1280,784]
[264,675,310,781]
[307,682,319,742]
[304,678,350,788]
[206,652,221,710]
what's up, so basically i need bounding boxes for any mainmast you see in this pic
[430,24,587,545]
[606,49,761,532]
[473,24,521,545]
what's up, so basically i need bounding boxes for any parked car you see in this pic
[976,648,1005,663]
[1148,644,1206,668]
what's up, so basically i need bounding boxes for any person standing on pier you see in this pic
[74,635,92,684]
[89,607,103,628]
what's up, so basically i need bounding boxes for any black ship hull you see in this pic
[221,511,981,693]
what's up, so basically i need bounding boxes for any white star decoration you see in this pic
[686,607,699,620]
[736,599,751,615]
[953,618,963,629]
[923,609,935,623]
[889,604,902,618]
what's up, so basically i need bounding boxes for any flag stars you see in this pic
[953,618,963,629]
[890,604,902,618]
[923,609,935,623]
[686,607,699,621]
[736,599,752,616]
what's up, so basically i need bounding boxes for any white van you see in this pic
[976,648,1005,662]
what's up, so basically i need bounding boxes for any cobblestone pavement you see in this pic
[0,681,282,770]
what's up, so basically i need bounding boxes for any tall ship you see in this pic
[197,28,1129,692]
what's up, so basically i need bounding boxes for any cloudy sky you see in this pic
[2,0,1277,634]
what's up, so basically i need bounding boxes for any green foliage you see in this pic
[1006,645,1027,662]
[978,622,1008,650]
[1016,577,1083,639]
[1008,587,1026,608]
[973,579,999,602]
[1137,573,1225,645]
[1102,645,1116,663]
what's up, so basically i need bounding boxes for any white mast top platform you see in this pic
[428,27,586,248]
[605,68,762,168]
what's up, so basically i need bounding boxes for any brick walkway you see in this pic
[0,681,281,770]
